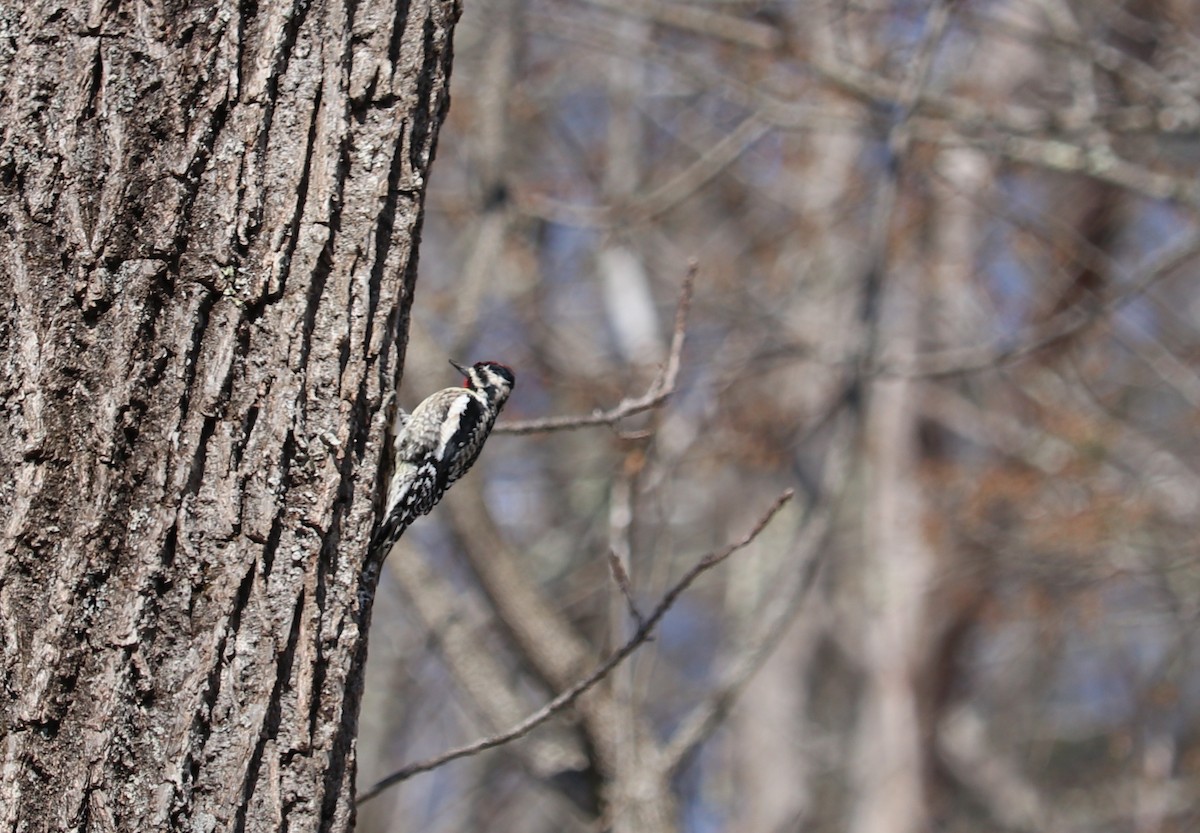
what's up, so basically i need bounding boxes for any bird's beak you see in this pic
[449,359,471,376]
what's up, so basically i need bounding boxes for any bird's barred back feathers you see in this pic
[370,361,515,554]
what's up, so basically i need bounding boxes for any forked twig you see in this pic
[356,488,794,805]
[494,261,696,435]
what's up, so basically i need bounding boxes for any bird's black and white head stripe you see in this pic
[451,359,515,405]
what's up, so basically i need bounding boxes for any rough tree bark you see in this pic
[0,0,459,829]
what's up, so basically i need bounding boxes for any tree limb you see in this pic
[356,488,794,804]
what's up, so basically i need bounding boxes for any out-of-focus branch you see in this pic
[937,706,1048,831]
[448,0,520,347]
[885,230,1200,378]
[1035,0,1101,128]
[910,164,1200,407]
[580,0,782,51]
[845,8,953,833]
[495,262,695,435]
[731,229,1200,383]
[1111,324,1200,410]
[1038,362,1200,522]
[535,9,1200,211]
[928,128,1200,205]
[523,118,771,228]
[608,457,644,628]
[852,0,953,370]
[578,0,1200,142]
[385,545,589,788]
[959,6,1200,126]
[661,414,852,773]
[357,489,794,803]
[921,368,1200,532]
[807,53,1200,204]
[607,551,643,628]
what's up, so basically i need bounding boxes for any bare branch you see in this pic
[523,117,772,228]
[607,552,644,629]
[719,228,1200,384]
[356,488,794,804]
[386,543,589,783]
[924,127,1200,205]
[959,6,1200,125]
[937,706,1048,831]
[661,415,852,772]
[580,0,782,51]
[495,261,695,434]
[885,230,1200,378]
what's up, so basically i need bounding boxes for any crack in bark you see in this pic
[233,589,306,833]
[0,0,461,826]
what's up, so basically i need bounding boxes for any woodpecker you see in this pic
[370,359,516,554]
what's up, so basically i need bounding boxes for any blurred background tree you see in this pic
[356,1,1200,832]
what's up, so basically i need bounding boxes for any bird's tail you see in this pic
[369,514,409,556]
[369,461,418,555]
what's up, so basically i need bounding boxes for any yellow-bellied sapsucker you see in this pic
[370,360,515,554]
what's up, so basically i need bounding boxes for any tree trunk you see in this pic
[0,0,459,829]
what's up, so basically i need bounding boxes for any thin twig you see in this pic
[607,551,644,628]
[661,415,852,772]
[356,488,794,805]
[607,457,639,625]
[494,261,695,435]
